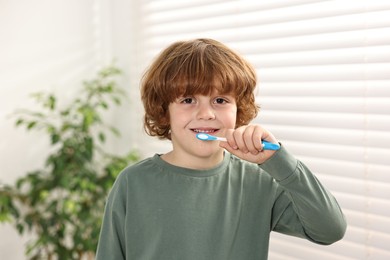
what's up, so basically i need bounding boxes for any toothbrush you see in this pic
[196,133,280,151]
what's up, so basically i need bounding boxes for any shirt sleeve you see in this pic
[259,144,347,245]
[95,172,127,259]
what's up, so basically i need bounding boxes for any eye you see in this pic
[214,97,228,104]
[180,97,195,104]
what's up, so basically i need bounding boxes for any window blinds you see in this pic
[135,0,390,259]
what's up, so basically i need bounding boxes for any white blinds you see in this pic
[135,0,390,259]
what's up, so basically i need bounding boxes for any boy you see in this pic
[96,38,346,259]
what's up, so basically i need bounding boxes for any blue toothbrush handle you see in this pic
[262,141,280,151]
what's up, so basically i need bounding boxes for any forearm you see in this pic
[260,144,347,244]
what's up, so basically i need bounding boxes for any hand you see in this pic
[219,124,278,164]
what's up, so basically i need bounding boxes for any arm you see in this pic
[260,145,347,244]
[220,124,346,244]
[96,173,127,259]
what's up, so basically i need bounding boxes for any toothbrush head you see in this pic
[196,133,220,141]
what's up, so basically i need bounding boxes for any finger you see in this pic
[225,129,238,150]
[243,125,259,155]
[233,126,249,153]
[219,141,249,160]
[219,141,236,154]
[252,125,265,151]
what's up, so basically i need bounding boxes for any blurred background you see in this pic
[1,0,389,259]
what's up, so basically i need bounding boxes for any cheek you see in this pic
[224,106,237,127]
[231,106,237,115]
[232,109,238,124]
[169,110,191,129]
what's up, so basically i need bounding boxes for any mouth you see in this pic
[191,128,219,134]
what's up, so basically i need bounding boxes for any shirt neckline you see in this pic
[152,152,231,178]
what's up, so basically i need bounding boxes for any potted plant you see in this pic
[0,65,139,259]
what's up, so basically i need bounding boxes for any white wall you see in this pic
[0,0,114,259]
[107,0,172,158]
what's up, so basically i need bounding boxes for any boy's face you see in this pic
[167,91,237,167]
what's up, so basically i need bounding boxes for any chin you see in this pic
[194,145,224,158]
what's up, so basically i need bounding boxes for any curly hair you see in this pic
[141,38,259,140]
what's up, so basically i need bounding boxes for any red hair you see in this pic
[141,38,259,140]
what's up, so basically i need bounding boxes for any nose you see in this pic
[196,103,216,120]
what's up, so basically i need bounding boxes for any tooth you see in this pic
[193,129,215,133]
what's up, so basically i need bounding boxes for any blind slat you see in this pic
[258,125,390,149]
[259,96,390,114]
[258,64,390,81]
[248,46,390,67]
[259,81,389,96]
[259,111,390,132]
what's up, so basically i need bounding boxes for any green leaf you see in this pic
[39,190,49,200]
[84,137,93,160]
[99,101,108,109]
[16,223,24,234]
[16,178,25,189]
[80,107,95,131]
[47,125,56,134]
[60,123,71,132]
[60,109,70,116]
[109,126,120,137]
[46,95,56,110]
[0,213,11,222]
[27,121,37,130]
[98,132,105,143]
[15,119,24,127]
[64,200,76,214]
[30,92,44,102]
[51,134,60,144]
[112,96,121,105]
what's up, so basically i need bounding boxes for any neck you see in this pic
[161,150,225,170]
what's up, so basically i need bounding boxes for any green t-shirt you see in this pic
[96,145,346,260]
